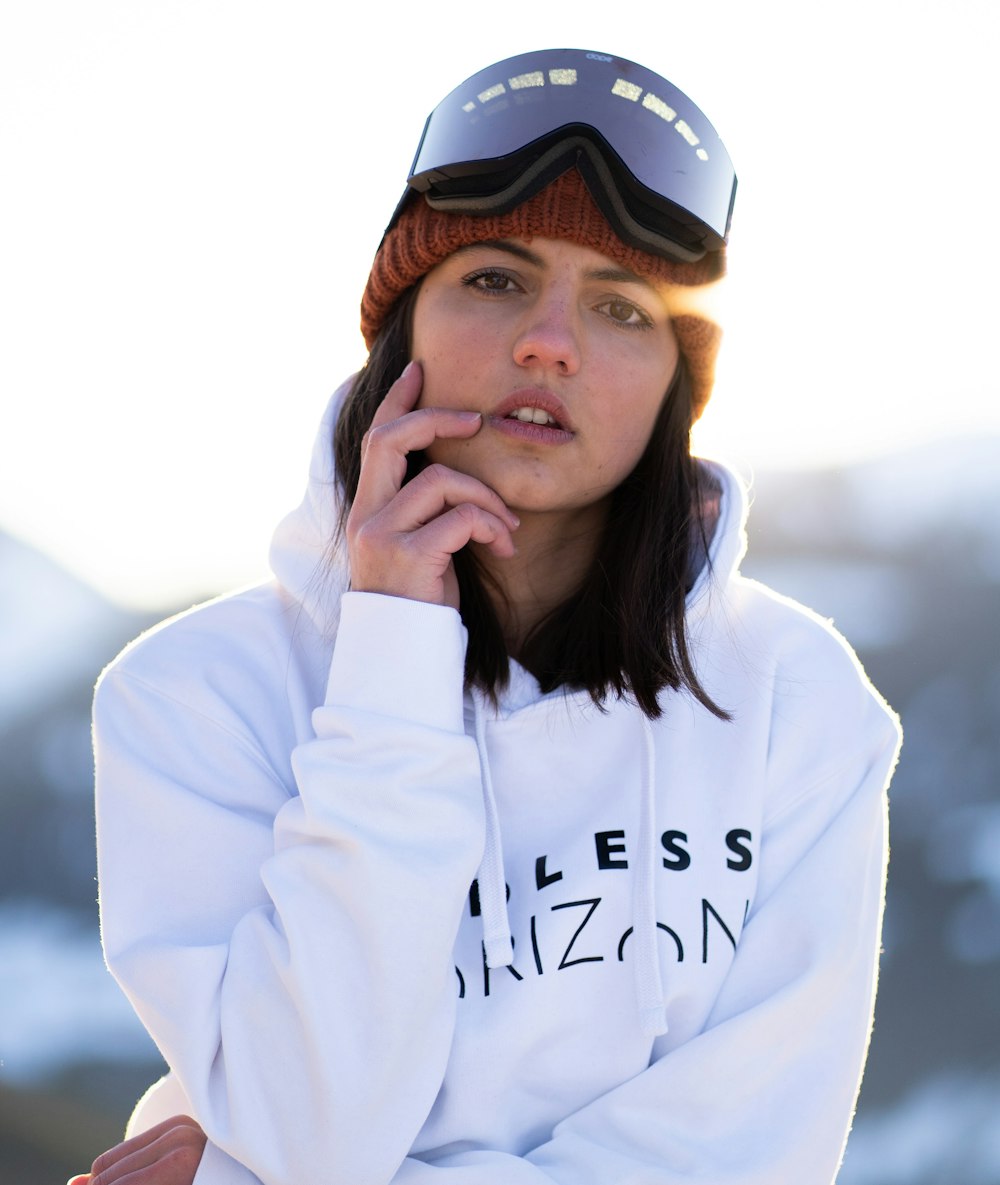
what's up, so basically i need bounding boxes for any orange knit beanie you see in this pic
[360,168,725,419]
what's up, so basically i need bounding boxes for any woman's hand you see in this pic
[66,1115,206,1185]
[346,361,519,609]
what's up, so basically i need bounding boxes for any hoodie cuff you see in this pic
[325,592,469,733]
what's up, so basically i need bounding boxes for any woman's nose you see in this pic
[512,292,581,375]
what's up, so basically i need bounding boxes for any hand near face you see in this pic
[346,361,519,609]
[66,1115,206,1185]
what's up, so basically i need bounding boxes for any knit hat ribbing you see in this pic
[360,168,724,419]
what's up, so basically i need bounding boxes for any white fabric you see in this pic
[95,379,901,1185]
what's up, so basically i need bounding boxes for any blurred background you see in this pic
[2,2,998,1181]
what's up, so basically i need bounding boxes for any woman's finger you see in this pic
[88,1115,196,1172]
[353,499,516,606]
[87,1116,205,1185]
[361,359,423,449]
[366,461,519,536]
[350,407,487,524]
[408,502,519,562]
[350,462,518,600]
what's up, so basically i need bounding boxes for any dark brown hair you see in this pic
[334,285,727,721]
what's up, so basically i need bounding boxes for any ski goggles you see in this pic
[389,48,737,264]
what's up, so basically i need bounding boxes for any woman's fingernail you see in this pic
[454,411,482,421]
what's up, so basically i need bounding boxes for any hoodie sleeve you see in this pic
[96,593,486,1185]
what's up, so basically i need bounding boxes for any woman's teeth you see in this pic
[509,407,557,426]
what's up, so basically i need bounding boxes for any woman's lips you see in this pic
[488,390,574,442]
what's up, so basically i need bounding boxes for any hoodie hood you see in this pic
[268,375,357,638]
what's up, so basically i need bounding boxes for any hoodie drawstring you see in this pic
[634,713,669,1036]
[471,691,668,1035]
[472,693,515,969]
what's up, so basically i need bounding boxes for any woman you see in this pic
[78,49,900,1185]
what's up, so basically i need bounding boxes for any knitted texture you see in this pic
[360,168,725,418]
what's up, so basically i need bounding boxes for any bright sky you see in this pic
[2,0,997,608]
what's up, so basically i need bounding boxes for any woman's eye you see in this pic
[600,298,650,328]
[463,270,516,293]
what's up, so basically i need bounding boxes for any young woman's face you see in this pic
[410,236,680,521]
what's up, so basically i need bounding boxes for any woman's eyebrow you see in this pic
[586,266,657,292]
[451,239,543,266]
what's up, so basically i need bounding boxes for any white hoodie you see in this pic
[94,379,901,1185]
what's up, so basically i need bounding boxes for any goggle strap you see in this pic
[423,136,706,264]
